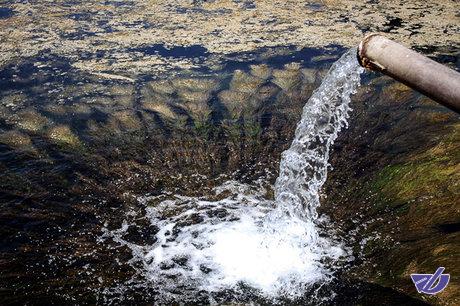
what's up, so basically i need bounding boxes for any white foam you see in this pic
[207,214,329,293]
[101,181,348,302]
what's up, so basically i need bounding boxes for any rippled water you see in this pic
[100,49,363,304]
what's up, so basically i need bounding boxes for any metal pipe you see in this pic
[357,34,460,114]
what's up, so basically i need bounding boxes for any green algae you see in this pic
[371,123,459,220]
[357,123,460,305]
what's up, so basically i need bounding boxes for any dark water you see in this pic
[0,40,457,304]
[0,7,14,19]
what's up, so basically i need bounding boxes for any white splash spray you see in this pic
[101,49,363,303]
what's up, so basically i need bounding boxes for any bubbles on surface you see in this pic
[102,180,347,303]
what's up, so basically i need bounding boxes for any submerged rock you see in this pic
[108,84,135,107]
[250,64,273,80]
[47,125,82,147]
[67,103,93,116]
[380,82,414,105]
[256,84,279,103]
[218,89,250,117]
[272,63,302,91]
[107,110,142,132]
[301,68,317,84]
[140,85,179,120]
[143,102,179,120]
[0,130,37,153]
[230,70,265,93]
[149,79,176,95]
[13,108,50,133]
[0,92,28,110]
[172,77,219,92]
[177,89,210,104]
[184,103,212,123]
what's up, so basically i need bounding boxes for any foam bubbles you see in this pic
[102,181,348,302]
[207,214,327,293]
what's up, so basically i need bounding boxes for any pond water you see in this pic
[0,43,340,304]
[1,38,456,304]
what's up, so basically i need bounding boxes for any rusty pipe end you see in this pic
[357,33,386,72]
[356,33,460,114]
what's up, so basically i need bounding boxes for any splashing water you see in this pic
[101,49,364,303]
[270,47,364,232]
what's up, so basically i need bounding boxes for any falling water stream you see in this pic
[102,49,364,304]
